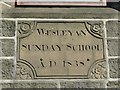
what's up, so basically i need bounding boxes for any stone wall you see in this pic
[0,1,119,89]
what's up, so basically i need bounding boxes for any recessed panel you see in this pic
[17,20,104,79]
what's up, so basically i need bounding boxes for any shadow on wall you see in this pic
[107,0,120,11]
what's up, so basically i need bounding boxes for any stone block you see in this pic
[3,8,119,19]
[1,83,13,88]
[0,21,2,36]
[0,39,15,56]
[109,58,120,78]
[1,82,58,88]
[60,81,105,88]
[1,20,15,37]
[0,59,14,79]
[107,39,119,56]
[106,21,120,37]
[0,2,2,18]
[107,81,120,88]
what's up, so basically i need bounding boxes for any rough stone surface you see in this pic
[60,81,105,88]
[106,21,120,37]
[0,22,1,36]
[0,39,15,56]
[0,59,14,79]
[0,2,2,18]
[2,8,119,19]
[1,20,15,37]
[1,82,58,88]
[33,82,58,88]
[107,81,120,88]
[0,39,1,56]
[109,58,120,78]
[0,3,2,36]
[1,83,13,88]
[107,39,119,56]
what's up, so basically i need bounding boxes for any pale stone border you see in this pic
[0,18,119,21]
[16,0,106,6]
[108,56,120,59]
[103,20,110,80]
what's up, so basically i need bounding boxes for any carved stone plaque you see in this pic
[17,21,105,79]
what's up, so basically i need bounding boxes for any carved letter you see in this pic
[56,45,61,51]
[63,61,72,67]
[68,30,72,36]
[42,45,49,51]
[21,44,27,50]
[49,61,57,67]
[37,29,44,35]
[40,59,45,67]
[76,30,86,36]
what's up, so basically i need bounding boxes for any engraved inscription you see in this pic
[17,21,104,79]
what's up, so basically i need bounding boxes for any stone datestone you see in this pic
[109,58,120,78]
[107,39,119,56]
[1,20,15,37]
[1,82,58,88]
[60,81,105,88]
[106,21,120,37]
[107,81,120,88]
[0,59,14,79]
[0,39,15,56]
[17,21,105,79]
